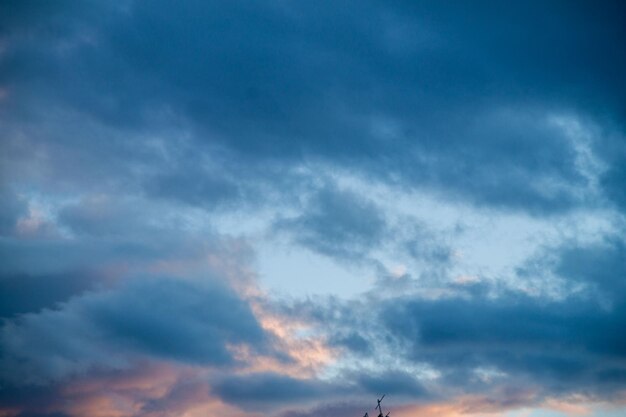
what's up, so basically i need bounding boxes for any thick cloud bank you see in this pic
[1,1,625,416]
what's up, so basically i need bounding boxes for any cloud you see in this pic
[268,233,626,404]
[352,370,429,398]
[328,331,372,356]
[280,402,365,417]
[144,168,241,210]
[275,184,387,260]
[554,236,626,299]
[0,271,98,319]
[1,1,623,215]
[1,1,625,416]
[211,369,427,411]
[0,186,27,236]
[0,276,272,385]
[381,292,626,395]
[211,372,335,410]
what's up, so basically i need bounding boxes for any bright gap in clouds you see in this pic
[257,242,371,298]
[237,158,617,300]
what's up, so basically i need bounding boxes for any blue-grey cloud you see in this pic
[273,234,626,402]
[0,276,272,385]
[144,168,241,210]
[554,236,626,299]
[0,384,65,416]
[280,402,365,417]
[1,1,625,415]
[0,187,26,236]
[352,370,429,398]
[212,369,428,411]
[0,271,98,319]
[382,293,626,394]
[212,373,334,410]
[328,331,372,356]
[275,185,387,260]
[1,1,623,215]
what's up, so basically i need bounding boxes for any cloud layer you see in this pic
[1,1,625,416]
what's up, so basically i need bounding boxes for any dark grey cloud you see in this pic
[396,237,626,395]
[14,413,70,417]
[601,162,626,210]
[280,402,365,417]
[382,294,626,393]
[144,168,241,210]
[273,234,626,402]
[86,277,268,365]
[352,370,428,398]
[212,369,428,411]
[1,0,623,215]
[597,140,626,214]
[0,271,98,319]
[554,236,626,299]
[0,1,625,415]
[328,331,372,356]
[0,233,198,277]
[57,195,149,237]
[212,373,334,410]
[0,276,272,385]
[275,185,387,260]
[138,376,214,416]
[0,187,26,236]
[0,384,65,416]
[0,194,254,282]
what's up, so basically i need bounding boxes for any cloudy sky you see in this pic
[1,1,625,416]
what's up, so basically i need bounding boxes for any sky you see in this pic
[0,1,625,416]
